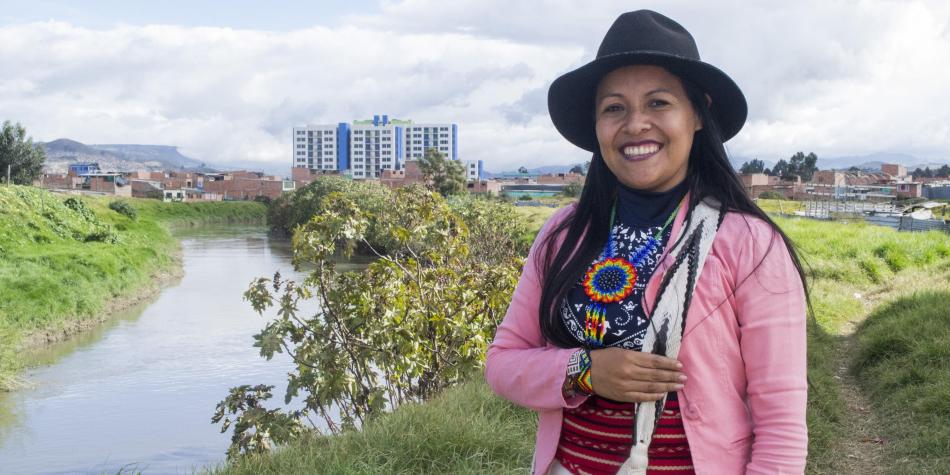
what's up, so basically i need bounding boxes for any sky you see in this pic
[1,0,949,172]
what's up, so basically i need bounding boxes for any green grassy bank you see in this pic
[852,291,950,474]
[213,378,536,474]
[0,186,266,390]
[209,203,950,474]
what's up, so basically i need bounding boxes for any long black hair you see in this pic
[536,73,811,348]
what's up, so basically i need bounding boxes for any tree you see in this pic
[801,152,818,182]
[418,147,466,196]
[739,159,765,174]
[938,164,950,178]
[786,151,818,182]
[772,159,789,178]
[569,164,584,175]
[518,166,528,174]
[0,121,46,184]
[562,181,582,197]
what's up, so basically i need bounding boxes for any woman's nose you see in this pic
[622,109,652,135]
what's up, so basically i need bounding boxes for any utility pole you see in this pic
[6,165,10,185]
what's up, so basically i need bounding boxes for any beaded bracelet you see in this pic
[568,348,594,396]
[575,367,593,395]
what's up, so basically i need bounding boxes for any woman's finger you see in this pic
[620,380,683,394]
[626,367,684,383]
[638,353,682,371]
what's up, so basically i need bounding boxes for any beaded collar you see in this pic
[581,195,683,347]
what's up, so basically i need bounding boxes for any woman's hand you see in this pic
[589,348,685,402]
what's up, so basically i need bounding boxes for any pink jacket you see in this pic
[485,198,808,475]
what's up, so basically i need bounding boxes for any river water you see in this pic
[0,225,329,474]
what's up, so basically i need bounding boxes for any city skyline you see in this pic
[2,0,949,170]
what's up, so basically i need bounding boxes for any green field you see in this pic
[852,291,950,474]
[0,186,266,390]
[210,201,950,474]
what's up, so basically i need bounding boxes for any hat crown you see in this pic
[597,10,700,61]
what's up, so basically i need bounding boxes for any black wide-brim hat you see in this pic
[548,10,748,152]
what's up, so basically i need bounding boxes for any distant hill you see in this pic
[91,144,206,169]
[40,139,214,173]
[731,152,950,173]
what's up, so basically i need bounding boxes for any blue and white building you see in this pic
[350,115,405,179]
[293,114,459,180]
[462,160,484,182]
[293,123,350,171]
[403,123,457,162]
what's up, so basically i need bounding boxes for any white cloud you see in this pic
[1,0,949,173]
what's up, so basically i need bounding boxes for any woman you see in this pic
[485,10,808,475]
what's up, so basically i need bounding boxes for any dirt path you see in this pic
[829,331,888,475]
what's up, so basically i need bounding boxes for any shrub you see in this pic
[562,181,582,197]
[217,187,523,459]
[108,200,138,220]
[758,191,785,200]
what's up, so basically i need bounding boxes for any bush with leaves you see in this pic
[758,191,785,200]
[108,200,138,220]
[216,185,525,459]
[267,176,394,251]
[562,181,582,197]
[62,197,119,243]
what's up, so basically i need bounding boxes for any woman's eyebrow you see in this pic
[596,92,624,104]
[646,88,673,95]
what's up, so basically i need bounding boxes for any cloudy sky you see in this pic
[1,0,949,172]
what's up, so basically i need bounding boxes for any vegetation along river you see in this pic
[0,224,325,474]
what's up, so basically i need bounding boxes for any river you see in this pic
[0,224,328,474]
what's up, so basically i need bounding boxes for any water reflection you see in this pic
[0,225,324,474]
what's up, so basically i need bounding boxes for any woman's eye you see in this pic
[602,104,623,113]
[650,99,670,108]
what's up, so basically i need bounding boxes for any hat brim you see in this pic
[548,51,748,152]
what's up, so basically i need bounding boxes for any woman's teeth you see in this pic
[623,144,660,156]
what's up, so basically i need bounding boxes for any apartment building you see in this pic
[350,115,405,179]
[462,160,483,182]
[292,123,350,172]
[403,123,458,161]
[293,115,458,179]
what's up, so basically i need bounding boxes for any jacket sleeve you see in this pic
[730,216,809,474]
[484,205,588,411]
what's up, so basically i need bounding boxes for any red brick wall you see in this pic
[203,177,284,200]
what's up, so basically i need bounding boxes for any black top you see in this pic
[560,179,688,350]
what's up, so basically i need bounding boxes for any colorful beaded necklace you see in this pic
[582,197,683,347]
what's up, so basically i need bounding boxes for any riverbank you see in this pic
[0,186,266,390]
[210,203,950,474]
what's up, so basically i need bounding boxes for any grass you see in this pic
[0,186,265,390]
[211,378,536,475]
[756,198,806,214]
[851,291,950,474]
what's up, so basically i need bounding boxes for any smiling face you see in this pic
[595,65,702,192]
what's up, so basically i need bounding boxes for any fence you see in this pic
[865,215,950,233]
[793,200,950,234]
[801,200,898,219]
